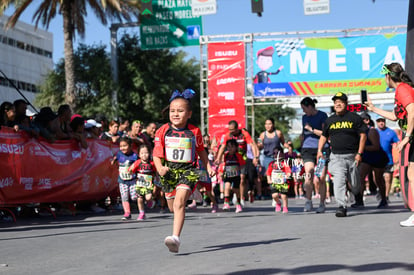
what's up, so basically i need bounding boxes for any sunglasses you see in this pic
[380,64,396,77]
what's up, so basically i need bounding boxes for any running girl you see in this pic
[153,89,214,253]
[267,149,292,213]
[220,139,246,213]
[129,144,156,221]
[111,137,138,220]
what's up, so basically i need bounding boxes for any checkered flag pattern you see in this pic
[274,39,306,57]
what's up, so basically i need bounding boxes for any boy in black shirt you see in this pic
[317,92,367,217]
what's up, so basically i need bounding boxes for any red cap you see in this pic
[257,46,274,57]
[71,114,82,122]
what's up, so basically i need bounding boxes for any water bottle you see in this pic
[315,152,326,177]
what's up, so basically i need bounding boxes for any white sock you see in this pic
[172,235,180,242]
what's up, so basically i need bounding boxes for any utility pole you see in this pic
[110,22,140,119]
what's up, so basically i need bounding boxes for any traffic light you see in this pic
[141,0,153,16]
[251,0,263,16]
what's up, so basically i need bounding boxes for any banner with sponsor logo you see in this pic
[253,33,406,97]
[0,128,118,205]
[208,42,246,139]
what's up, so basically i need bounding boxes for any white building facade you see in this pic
[0,15,53,109]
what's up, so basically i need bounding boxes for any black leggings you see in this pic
[246,158,258,190]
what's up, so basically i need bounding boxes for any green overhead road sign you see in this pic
[141,0,153,15]
[142,9,152,15]
[140,0,203,50]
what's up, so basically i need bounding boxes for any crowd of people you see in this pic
[1,62,414,253]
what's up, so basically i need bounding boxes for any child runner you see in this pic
[129,144,156,221]
[267,149,292,213]
[220,139,246,213]
[197,156,219,213]
[153,89,214,253]
[293,154,305,199]
[111,137,138,220]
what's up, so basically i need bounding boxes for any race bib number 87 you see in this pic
[165,137,193,163]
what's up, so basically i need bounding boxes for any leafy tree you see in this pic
[1,0,139,111]
[251,105,296,139]
[36,36,201,125]
[36,44,115,117]
[117,33,200,125]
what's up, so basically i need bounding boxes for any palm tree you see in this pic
[0,0,139,111]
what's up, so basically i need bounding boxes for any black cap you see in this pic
[332,92,348,102]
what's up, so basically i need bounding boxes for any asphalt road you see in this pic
[1,195,413,275]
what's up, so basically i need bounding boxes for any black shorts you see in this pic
[224,176,241,189]
[410,143,414,162]
[301,147,330,166]
[384,164,394,174]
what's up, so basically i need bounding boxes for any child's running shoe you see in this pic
[146,200,155,209]
[211,204,218,213]
[187,201,197,209]
[282,207,288,214]
[137,212,146,221]
[222,203,230,211]
[248,191,254,203]
[275,203,282,212]
[121,213,131,221]
[164,236,180,253]
[235,204,243,213]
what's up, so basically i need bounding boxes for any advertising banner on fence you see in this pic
[253,33,406,97]
[208,42,246,139]
[0,128,118,204]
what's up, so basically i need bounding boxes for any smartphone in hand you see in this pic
[361,89,367,104]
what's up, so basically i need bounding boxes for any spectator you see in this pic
[142,122,157,149]
[376,117,400,200]
[0,101,18,131]
[100,120,120,144]
[51,104,73,140]
[32,107,58,142]
[70,116,88,149]
[118,117,130,137]
[84,119,102,139]
[13,99,28,125]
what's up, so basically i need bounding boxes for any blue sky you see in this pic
[6,0,410,64]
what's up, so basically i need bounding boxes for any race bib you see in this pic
[225,165,240,178]
[199,170,209,182]
[165,136,193,163]
[119,166,133,181]
[136,173,153,188]
[271,170,285,184]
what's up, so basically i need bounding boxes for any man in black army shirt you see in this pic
[317,92,367,217]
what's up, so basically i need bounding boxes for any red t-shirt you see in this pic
[222,152,246,178]
[266,160,291,176]
[394,82,414,129]
[221,129,253,154]
[153,123,204,170]
[130,159,156,175]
